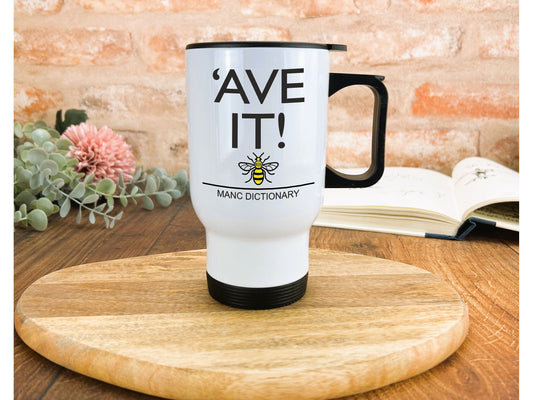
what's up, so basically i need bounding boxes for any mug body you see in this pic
[186,42,330,308]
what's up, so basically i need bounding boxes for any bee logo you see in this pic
[238,152,279,185]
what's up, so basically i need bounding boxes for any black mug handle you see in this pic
[325,73,388,188]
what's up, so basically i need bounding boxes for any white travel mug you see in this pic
[186,41,387,309]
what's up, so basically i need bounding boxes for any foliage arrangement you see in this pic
[14,110,188,231]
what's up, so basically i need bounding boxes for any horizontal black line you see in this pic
[202,182,315,191]
[186,42,346,51]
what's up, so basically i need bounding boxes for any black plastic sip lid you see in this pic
[185,41,347,51]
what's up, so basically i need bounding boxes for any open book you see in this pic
[314,157,519,240]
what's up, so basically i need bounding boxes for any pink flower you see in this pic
[62,123,136,183]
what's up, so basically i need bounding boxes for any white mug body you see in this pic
[186,43,330,308]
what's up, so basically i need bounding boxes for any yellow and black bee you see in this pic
[238,152,279,185]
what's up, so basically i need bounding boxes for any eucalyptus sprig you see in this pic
[14,120,188,231]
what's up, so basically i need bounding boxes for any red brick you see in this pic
[14,86,63,123]
[328,87,375,130]
[328,84,404,131]
[15,0,63,14]
[353,0,391,14]
[412,83,519,119]
[122,123,188,172]
[480,127,519,171]
[477,22,518,59]
[405,0,518,12]
[334,24,463,65]
[327,130,479,174]
[483,135,519,171]
[81,84,186,117]
[14,28,132,66]
[240,0,357,17]
[144,26,290,72]
[77,0,218,13]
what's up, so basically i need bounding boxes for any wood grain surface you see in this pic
[15,249,468,400]
[14,197,519,399]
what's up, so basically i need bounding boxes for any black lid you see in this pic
[185,41,347,51]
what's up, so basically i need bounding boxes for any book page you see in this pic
[469,202,519,231]
[324,167,461,221]
[452,157,519,219]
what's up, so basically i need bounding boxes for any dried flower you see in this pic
[62,123,136,183]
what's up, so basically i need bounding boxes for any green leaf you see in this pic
[142,196,154,210]
[84,174,95,185]
[64,158,78,168]
[132,167,143,182]
[42,184,53,197]
[145,175,157,195]
[96,178,116,195]
[106,195,114,209]
[76,206,82,223]
[55,109,88,134]
[17,141,34,155]
[40,159,59,175]
[89,211,96,224]
[31,128,51,145]
[119,195,127,207]
[39,168,52,186]
[14,122,23,138]
[27,209,48,231]
[59,197,71,217]
[27,148,48,164]
[167,189,183,199]
[148,167,166,178]
[31,197,56,216]
[56,138,74,151]
[175,170,188,187]
[130,185,139,196]
[82,194,99,204]
[70,182,86,199]
[162,177,177,190]
[47,127,61,138]
[52,178,65,188]
[42,141,55,153]
[29,173,41,190]
[19,204,27,217]
[14,210,23,223]
[14,167,32,184]
[118,173,125,188]
[57,171,73,185]
[44,187,60,202]
[155,192,172,207]
[49,153,67,169]
[22,123,35,137]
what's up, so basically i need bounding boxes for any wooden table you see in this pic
[14,197,519,399]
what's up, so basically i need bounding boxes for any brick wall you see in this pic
[14,0,519,175]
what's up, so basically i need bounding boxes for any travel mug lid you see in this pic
[185,41,347,51]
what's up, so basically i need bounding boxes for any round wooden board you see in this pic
[15,249,468,400]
